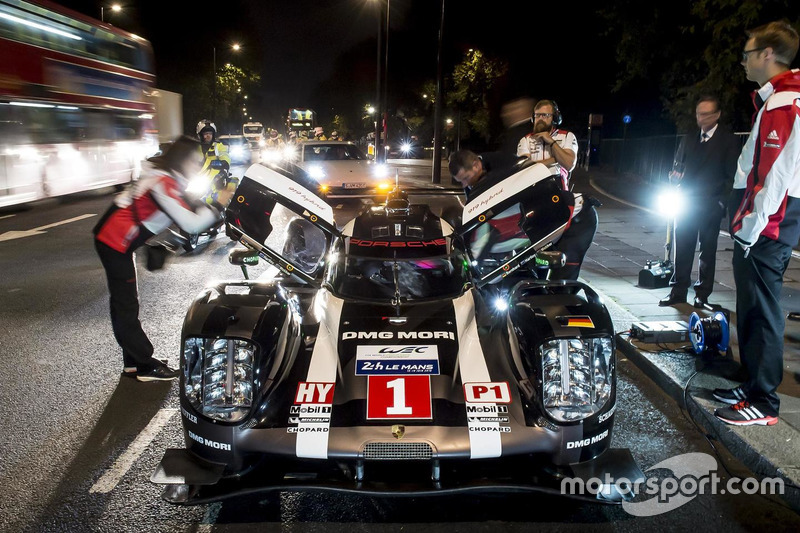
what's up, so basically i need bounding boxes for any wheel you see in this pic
[182,232,199,252]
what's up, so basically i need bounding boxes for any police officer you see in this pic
[196,119,235,205]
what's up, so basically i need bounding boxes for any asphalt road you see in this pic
[0,168,797,531]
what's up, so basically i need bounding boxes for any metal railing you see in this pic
[589,133,749,184]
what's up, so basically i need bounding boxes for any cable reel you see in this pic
[689,311,729,355]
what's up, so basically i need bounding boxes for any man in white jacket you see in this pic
[713,21,800,426]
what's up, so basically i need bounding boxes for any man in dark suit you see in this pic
[660,95,740,307]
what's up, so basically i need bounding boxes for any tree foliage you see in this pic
[448,49,508,141]
[599,0,799,132]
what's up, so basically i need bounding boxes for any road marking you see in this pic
[89,408,177,494]
[589,177,800,261]
[0,214,15,220]
[0,213,96,242]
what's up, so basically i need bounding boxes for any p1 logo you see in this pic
[463,382,511,403]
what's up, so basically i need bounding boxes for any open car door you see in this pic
[458,162,574,286]
[225,163,339,286]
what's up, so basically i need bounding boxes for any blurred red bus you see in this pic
[0,0,158,207]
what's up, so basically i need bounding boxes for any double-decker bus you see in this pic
[286,108,316,134]
[0,0,158,207]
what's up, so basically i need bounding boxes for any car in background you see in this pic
[218,135,252,165]
[293,141,392,198]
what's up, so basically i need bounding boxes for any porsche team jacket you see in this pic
[94,165,222,253]
[730,69,800,248]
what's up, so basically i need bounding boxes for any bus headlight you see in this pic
[183,337,255,423]
[540,336,613,422]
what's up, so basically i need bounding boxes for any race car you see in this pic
[151,160,643,504]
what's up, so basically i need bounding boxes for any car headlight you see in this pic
[183,337,255,423]
[540,336,613,422]
[308,165,326,180]
[231,146,244,158]
[373,163,389,178]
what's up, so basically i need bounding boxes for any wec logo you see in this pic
[378,346,430,354]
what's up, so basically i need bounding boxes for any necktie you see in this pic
[701,132,709,143]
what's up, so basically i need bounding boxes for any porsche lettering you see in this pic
[349,238,446,247]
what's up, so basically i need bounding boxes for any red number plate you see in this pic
[366,375,432,420]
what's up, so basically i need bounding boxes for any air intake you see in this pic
[362,442,434,460]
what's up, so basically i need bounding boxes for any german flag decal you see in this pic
[558,315,595,328]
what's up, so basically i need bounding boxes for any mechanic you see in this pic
[659,95,739,308]
[196,119,236,205]
[449,149,598,281]
[93,136,234,382]
[516,99,578,189]
[713,21,800,427]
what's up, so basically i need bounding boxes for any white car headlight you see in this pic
[308,165,326,180]
[183,337,255,423]
[231,146,245,158]
[540,336,613,422]
[373,163,389,178]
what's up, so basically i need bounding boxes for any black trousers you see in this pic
[550,204,598,281]
[670,201,724,298]
[732,237,791,414]
[94,237,161,372]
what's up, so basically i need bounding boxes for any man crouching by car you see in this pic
[93,136,234,382]
[448,149,598,281]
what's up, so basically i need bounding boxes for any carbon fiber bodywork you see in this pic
[152,162,642,504]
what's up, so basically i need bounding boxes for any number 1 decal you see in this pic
[367,375,432,420]
[386,378,413,415]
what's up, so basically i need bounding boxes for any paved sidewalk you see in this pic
[579,167,800,511]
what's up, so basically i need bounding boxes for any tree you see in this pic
[215,64,261,133]
[599,0,799,132]
[448,49,508,142]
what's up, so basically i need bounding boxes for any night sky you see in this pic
[49,1,774,139]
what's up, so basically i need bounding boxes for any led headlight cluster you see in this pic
[540,336,613,422]
[183,337,255,422]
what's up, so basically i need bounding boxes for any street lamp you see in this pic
[100,4,122,23]
[372,0,390,162]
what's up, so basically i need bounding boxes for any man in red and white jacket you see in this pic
[713,21,800,426]
[516,99,578,189]
[93,136,233,382]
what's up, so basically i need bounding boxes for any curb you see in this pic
[616,333,800,512]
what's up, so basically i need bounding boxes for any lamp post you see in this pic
[432,0,445,183]
[100,4,121,23]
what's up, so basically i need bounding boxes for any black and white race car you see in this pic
[151,160,643,504]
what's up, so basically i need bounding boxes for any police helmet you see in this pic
[196,119,217,139]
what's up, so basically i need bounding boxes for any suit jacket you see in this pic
[674,125,739,202]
